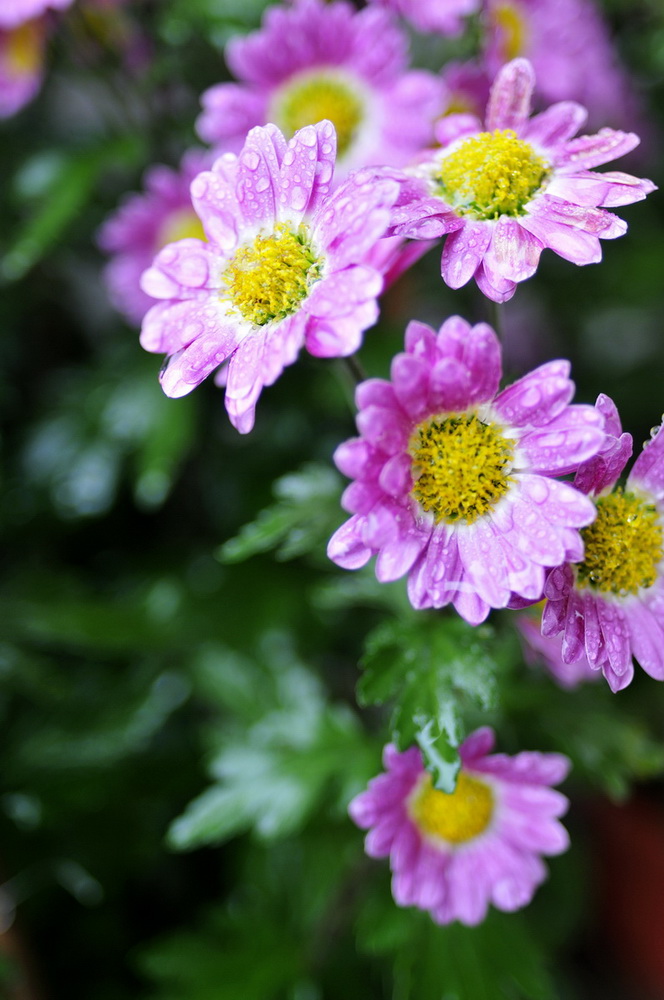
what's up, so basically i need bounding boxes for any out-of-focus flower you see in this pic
[386,58,655,302]
[98,151,210,325]
[366,0,479,36]
[517,602,599,689]
[482,0,643,131]
[0,18,45,118]
[543,395,664,693]
[328,315,604,625]
[439,60,491,120]
[349,728,570,926]
[140,121,399,434]
[0,0,71,30]
[197,0,442,178]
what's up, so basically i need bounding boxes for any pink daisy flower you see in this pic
[517,604,599,689]
[98,150,211,325]
[386,58,655,303]
[0,18,46,118]
[366,0,479,36]
[349,728,570,926]
[139,121,399,434]
[482,0,643,131]
[327,316,605,625]
[196,0,442,178]
[543,395,664,693]
[0,0,71,30]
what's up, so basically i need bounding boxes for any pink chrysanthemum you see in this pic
[196,0,442,178]
[366,0,479,36]
[482,0,643,131]
[0,0,71,30]
[517,604,599,689]
[0,18,45,118]
[386,58,655,303]
[98,151,210,325]
[327,316,605,625]
[139,121,398,434]
[349,729,570,926]
[543,395,664,693]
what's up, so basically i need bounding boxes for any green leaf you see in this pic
[359,617,506,790]
[168,645,375,851]
[217,463,343,563]
[2,136,144,282]
[357,890,559,1000]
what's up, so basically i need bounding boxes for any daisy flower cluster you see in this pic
[90,0,663,934]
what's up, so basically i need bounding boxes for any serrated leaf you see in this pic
[359,616,504,790]
[217,463,342,563]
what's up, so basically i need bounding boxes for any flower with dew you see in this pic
[482,0,644,132]
[0,18,46,118]
[349,728,570,926]
[98,150,211,325]
[517,602,599,689]
[327,316,605,625]
[543,395,664,693]
[139,121,399,434]
[196,0,442,179]
[385,58,655,303]
[366,0,479,36]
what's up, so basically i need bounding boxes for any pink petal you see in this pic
[522,101,587,147]
[483,217,543,282]
[485,58,535,133]
[441,220,492,289]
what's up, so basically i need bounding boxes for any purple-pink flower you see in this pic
[482,0,644,131]
[139,121,399,434]
[196,0,442,178]
[328,316,604,625]
[349,728,570,926]
[543,395,664,693]
[0,18,45,118]
[386,58,655,302]
[0,0,71,30]
[98,151,210,325]
[366,0,479,36]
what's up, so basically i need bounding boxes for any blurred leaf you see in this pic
[218,463,343,563]
[168,641,375,850]
[2,135,144,282]
[359,617,509,790]
[357,890,559,1000]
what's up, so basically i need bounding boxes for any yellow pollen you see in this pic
[410,412,515,525]
[157,208,207,250]
[492,2,529,62]
[222,222,322,327]
[6,19,44,75]
[411,772,494,845]
[272,71,364,157]
[436,129,549,220]
[575,489,663,597]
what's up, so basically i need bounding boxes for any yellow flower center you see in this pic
[410,412,515,525]
[575,489,663,597]
[492,2,529,62]
[157,208,207,250]
[411,772,494,845]
[272,70,364,158]
[6,19,44,75]
[222,222,322,327]
[436,129,549,220]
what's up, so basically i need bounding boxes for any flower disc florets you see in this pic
[385,57,655,302]
[349,728,570,926]
[436,128,550,220]
[196,0,443,179]
[139,121,399,434]
[410,412,515,524]
[543,396,664,692]
[328,315,605,625]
